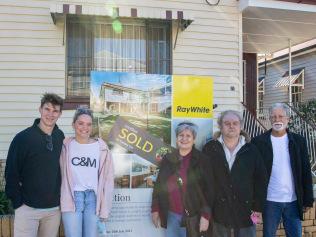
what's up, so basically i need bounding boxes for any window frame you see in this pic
[64,16,172,109]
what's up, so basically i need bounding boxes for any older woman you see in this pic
[151,121,211,237]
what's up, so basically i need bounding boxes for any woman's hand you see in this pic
[152,212,161,228]
[199,216,209,232]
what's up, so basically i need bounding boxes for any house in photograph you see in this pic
[131,155,156,188]
[100,81,171,116]
[113,153,132,189]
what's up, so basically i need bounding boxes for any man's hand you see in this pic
[199,216,209,232]
[250,211,262,224]
[152,212,161,228]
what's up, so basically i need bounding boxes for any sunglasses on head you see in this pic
[178,122,195,127]
[45,135,53,151]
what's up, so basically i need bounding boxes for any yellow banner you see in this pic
[172,75,213,118]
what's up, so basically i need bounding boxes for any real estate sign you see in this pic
[172,75,213,118]
[108,116,173,165]
[90,71,213,237]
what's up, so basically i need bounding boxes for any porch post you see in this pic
[288,39,292,105]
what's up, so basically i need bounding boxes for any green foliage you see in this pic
[0,191,13,215]
[288,99,316,143]
[295,99,316,127]
[156,146,171,156]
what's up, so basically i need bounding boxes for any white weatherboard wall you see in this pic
[259,49,316,108]
[0,0,241,159]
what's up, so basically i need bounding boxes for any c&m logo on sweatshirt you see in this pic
[172,75,213,118]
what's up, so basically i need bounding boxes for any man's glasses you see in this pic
[45,135,53,151]
[270,115,288,121]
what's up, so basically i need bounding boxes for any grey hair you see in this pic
[217,110,243,128]
[269,103,290,117]
[175,121,198,139]
[73,105,93,123]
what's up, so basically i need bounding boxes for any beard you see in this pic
[272,122,286,132]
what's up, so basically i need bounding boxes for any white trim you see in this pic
[239,13,243,104]
[258,39,316,64]
[240,0,316,12]
[50,4,194,21]
[258,47,316,68]
[69,5,76,14]
[119,7,130,18]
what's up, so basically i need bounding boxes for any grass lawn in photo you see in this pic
[93,113,171,145]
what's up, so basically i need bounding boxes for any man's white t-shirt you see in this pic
[267,134,297,202]
[69,140,100,194]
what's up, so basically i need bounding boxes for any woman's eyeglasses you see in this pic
[45,135,53,151]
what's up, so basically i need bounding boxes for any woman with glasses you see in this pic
[151,121,212,237]
[60,106,114,237]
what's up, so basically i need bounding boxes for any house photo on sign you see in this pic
[90,71,213,237]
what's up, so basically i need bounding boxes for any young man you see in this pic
[203,110,267,237]
[252,103,314,237]
[5,93,64,237]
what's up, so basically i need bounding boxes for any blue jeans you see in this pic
[212,222,256,237]
[62,190,98,237]
[166,211,186,237]
[263,200,302,237]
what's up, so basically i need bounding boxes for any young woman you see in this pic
[60,107,114,237]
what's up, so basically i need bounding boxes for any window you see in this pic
[274,68,304,107]
[150,103,158,113]
[112,89,123,95]
[291,72,303,105]
[257,77,265,118]
[66,16,171,100]
[291,86,302,104]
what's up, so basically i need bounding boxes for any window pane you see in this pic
[67,17,171,98]
[147,23,171,75]
[67,22,92,97]
[291,86,302,103]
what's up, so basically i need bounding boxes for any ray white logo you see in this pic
[71,157,96,168]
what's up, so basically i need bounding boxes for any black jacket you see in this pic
[151,148,211,228]
[202,139,268,228]
[252,129,314,220]
[5,119,64,209]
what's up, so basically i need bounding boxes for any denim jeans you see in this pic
[62,190,98,237]
[166,211,187,237]
[263,200,302,237]
[212,222,256,237]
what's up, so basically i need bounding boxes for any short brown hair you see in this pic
[40,93,64,111]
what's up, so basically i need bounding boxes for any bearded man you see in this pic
[252,103,314,237]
